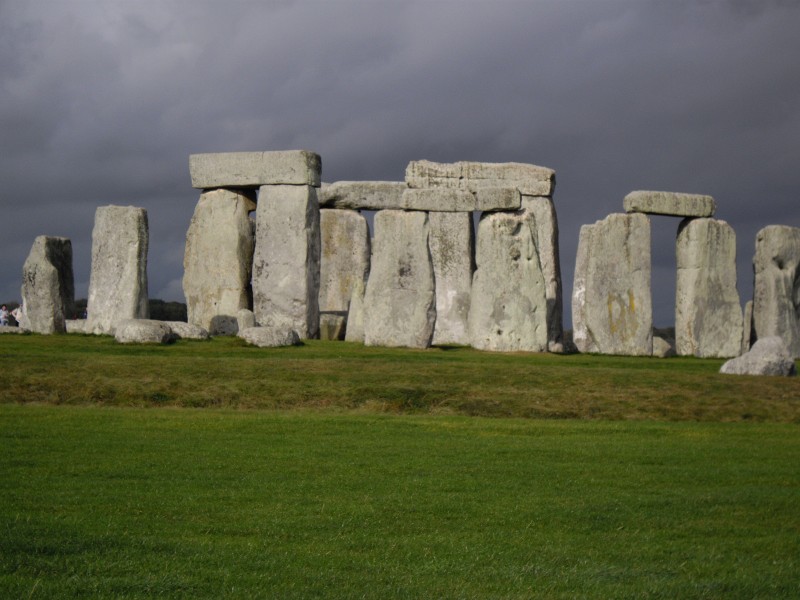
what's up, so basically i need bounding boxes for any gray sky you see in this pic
[1,0,798,327]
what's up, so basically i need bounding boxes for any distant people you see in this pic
[0,305,8,326]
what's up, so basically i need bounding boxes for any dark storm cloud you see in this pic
[1,0,799,327]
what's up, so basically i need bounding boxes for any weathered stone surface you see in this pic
[429,212,474,346]
[653,335,676,358]
[190,150,321,189]
[406,160,555,196]
[623,191,716,218]
[237,309,257,333]
[720,336,797,376]
[0,325,26,334]
[239,326,301,348]
[572,213,652,356]
[166,321,210,340]
[319,312,347,341]
[742,300,754,355]
[252,185,320,339]
[675,218,743,358]
[319,209,370,313]
[183,188,257,335]
[66,319,87,334]
[318,181,406,210]
[474,188,523,212]
[468,208,548,352]
[86,206,149,335]
[400,188,522,212]
[344,279,366,343]
[523,196,564,350]
[752,225,800,358]
[114,319,175,344]
[20,236,75,334]
[363,211,436,348]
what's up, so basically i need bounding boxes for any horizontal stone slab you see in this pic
[406,160,555,196]
[401,188,521,212]
[318,181,406,210]
[623,190,715,218]
[189,150,321,189]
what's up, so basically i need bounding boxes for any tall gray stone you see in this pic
[183,188,256,335]
[363,211,435,348]
[752,225,800,358]
[429,212,474,346]
[319,209,370,313]
[190,150,321,189]
[572,213,652,356]
[20,236,75,334]
[624,191,716,218]
[675,218,743,358]
[252,185,320,339]
[86,206,149,335]
[468,207,549,352]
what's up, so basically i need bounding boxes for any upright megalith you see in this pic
[183,188,256,335]
[319,209,370,314]
[429,211,474,346]
[468,206,549,352]
[363,210,435,348]
[20,236,75,334]
[675,218,743,358]
[86,206,149,334]
[752,225,800,358]
[252,185,320,339]
[572,213,652,356]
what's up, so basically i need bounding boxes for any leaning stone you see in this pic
[742,300,754,355]
[189,150,321,189]
[239,326,301,348]
[183,188,256,335]
[406,160,555,196]
[114,319,175,344]
[66,319,87,334]
[319,311,347,341]
[165,322,210,340]
[429,212,474,346]
[468,208,548,352]
[720,336,796,376]
[344,279,366,343]
[675,218,743,358]
[318,181,406,210]
[237,309,257,333]
[572,213,652,356]
[86,206,149,335]
[20,236,75,334]
[752,225,800,358]
[363,211,436,348]
[320,209,370,313]
[623,191,716,218]
[252,185,320,339]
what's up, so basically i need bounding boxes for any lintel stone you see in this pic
[317,181,406,210]
[623,190,715,218]
[190,150,321,189]
[406,160,555,196]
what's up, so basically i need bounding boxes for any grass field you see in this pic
[1,335,799,597]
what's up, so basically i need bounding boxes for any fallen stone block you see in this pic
[318,181,406,210]
[237,309,257,333]
[239,326,301,348]
[406,160,555,196]
[114,319,176,344]
[20,236,75,334]
[189,150,321,189]
[166,322,210,340]
[623,190,716,218]
[66,319,87,334]
[720,337,796,376]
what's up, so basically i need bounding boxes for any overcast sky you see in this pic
[1,0,798,327]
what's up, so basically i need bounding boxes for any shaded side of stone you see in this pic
[86,206,149,335]
[114,319,175,344]
[252,185,320,339]
[675,218,743,358]
[20,236,75,334]
[319,209,370,314]
[183,188,257,335]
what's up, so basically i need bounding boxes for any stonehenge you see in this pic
[13,149,798,370]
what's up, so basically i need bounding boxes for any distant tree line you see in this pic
[2,299,188,323]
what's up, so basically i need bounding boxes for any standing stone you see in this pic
[252,185,320,339]
[183,188,256,335]
[523,196,564,350]
[319,209,370,313]
[742,300,754,354]
[429,212,474,346]
[86,206,149,334]
[406,160,555,196]
[363,211,435,348]
[675,218,743,358]
[572,213,652,356]
[344,279,366,343]
[752,225,800,358]
[468,208,548,352]
[20,236,75,334]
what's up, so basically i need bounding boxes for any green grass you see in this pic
[2,405,799,598]
[1,334,799,421]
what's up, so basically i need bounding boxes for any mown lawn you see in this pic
[1,405,799,598]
